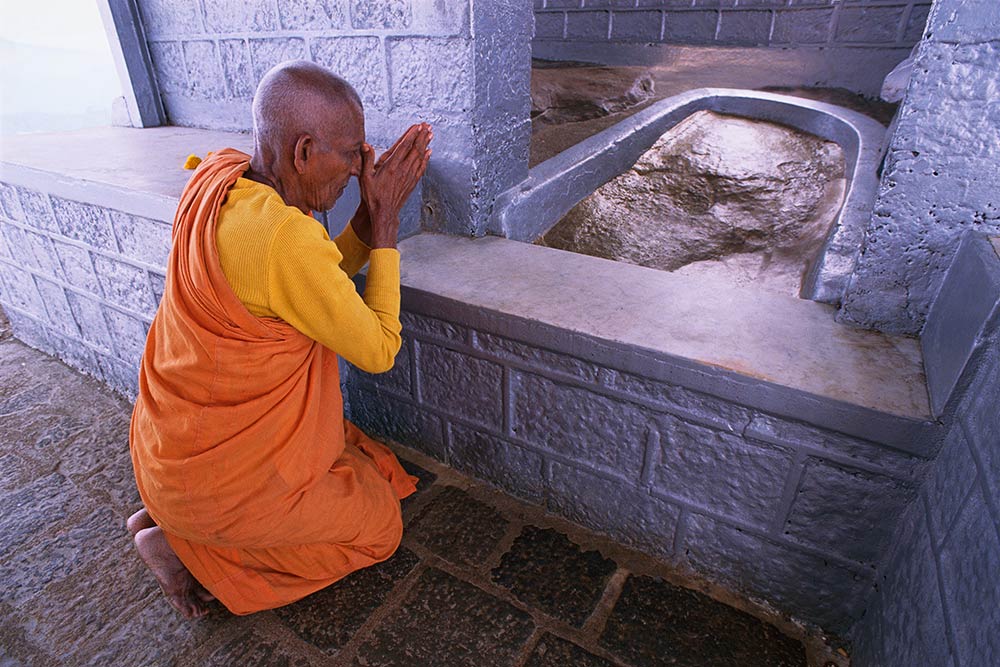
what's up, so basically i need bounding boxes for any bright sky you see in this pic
[0,0,114,54]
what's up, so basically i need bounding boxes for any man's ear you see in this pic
[292,134,313,174]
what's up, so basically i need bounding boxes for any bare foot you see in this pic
[134,526,215,618]
[127,508,156,537]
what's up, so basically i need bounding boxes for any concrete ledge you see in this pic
[389,233,935,453]
[922,232,1000,418]
[491,88,886,306]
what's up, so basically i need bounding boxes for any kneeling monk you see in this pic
[127,60,432,617]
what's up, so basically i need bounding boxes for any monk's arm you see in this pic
[267,217,402,373]
[332,221,371,278]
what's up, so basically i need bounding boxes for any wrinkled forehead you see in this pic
[316,99,365,150]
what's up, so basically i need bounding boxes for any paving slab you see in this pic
[406,485,510,567]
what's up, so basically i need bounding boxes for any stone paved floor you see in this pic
[0,310,844,667]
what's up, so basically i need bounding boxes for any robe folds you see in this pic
[130,149,417,615]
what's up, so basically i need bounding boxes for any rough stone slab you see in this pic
[182,41,227,99]
[109,210,172,269]
[349,385,446,460]
[30,277,76,338]
[407,486,508,567]
[837,6,906,43]
[745,413,925,481]
[491,525,617,627]
[534,12,566,39]
[924,425,977,540]
[937,486,1000,667]
[65,291,113,352]
[200,627,320,667]
[611,11,662,41]
[682,513,867,633]
[97,352,139,400]
[351,0,411,29]
[566,11,610,40]
[600,574,806,666]
[92,256,156,316]
[601,368,750,432]
[923,233,1000,416]
[386,38,473,113]
[136,0,205,39]
[548,462,680,561]
[525,634,616,667]
[278,0,347,30]
[0,182,25,221]
[0,273,45,326]
[418,342,503,429]
[50,197,118,253]
[354,567,535,667]
[958,345,1000,508]
[784,458,916,563]
[149,271,166,304]
[717,10,772,44]
[53,241,102,296]
[869,508,953,667]
[0,225,33,270]
[23,232,64,281]
[475,331,599,383]
[148,41,187,96]
[15,187,58,234]
[103,306,151,366]
[249,37,307,83]
[656,416,793,528]
[513,371,648,478]
[274,547,420,654]
[771,8,833,44]
[411,0,469,36]
[202,0,278,32]
[219,39,254,99]
[310,37,387,112]
[449,424,547,505]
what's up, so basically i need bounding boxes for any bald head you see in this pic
[252,60,363,159]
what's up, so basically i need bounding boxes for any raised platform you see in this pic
[0,125,938,635]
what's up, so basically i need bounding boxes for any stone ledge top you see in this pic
[0,126,253,221]
[397,233,930,422]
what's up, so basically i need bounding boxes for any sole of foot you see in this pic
[134,526,215,619]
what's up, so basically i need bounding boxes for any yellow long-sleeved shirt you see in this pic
[215,177,402,373]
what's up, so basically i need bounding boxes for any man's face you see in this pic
[303,103,365,213]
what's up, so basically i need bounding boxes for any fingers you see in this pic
[376,123,434,171]
[376,124,421,169]
[360,143,376,188]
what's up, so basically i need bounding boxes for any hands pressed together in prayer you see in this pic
[351,123,433,249]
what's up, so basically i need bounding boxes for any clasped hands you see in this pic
[351,123,433,249]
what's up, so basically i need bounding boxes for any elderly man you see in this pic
[126,60,432,618]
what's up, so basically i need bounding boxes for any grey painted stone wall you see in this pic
[533,0,931,49]
[134,0,531,236]
[851,236,1000,666]
[346,300,932,634]
[840,0,1000,335]
[0,183,164,399]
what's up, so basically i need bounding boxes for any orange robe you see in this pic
[130,149,417,615]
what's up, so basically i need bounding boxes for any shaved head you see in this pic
[247,60,367,213]
[252,60,363,160]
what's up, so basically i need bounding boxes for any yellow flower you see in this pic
[183,154,202,170]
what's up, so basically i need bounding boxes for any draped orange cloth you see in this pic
[130,149,417,614]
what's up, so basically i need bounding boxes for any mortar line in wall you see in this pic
[502,365,514,437]
[0,302,134,370]
[767,9,776,45]
[896,2,914,44]
[828,1,842,46]
[411,338,423,404]
[922,492,961,664]
[958,418,1000,546]
[768,450,808,537]
[672,507,689,557]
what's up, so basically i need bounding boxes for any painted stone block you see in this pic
[611,11,662,42]
[50,198,118,253]
[310,37,387,111]
[109,211,172,269]
[548,461,680,561]
[203,0,278,32]
[249,38,307,83]
[278,0,347,30]
[33,277,78,337]
[771,8,833,44]
[92,255,156,316]
[655,416,793,528]
[219,40,254,99]
[513,371,649,478]
[418,342,502,428]
[349,385,446,460]
[65,291,113,352]
[102,306,150,367]
[387,38,474,113]
[53,242,101,296]
[474,332,599,382]
[784,458,916,563]
[450,424,546,504]
[351,0,411,29]
[835,6,905,43]
[182,41,226,99]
